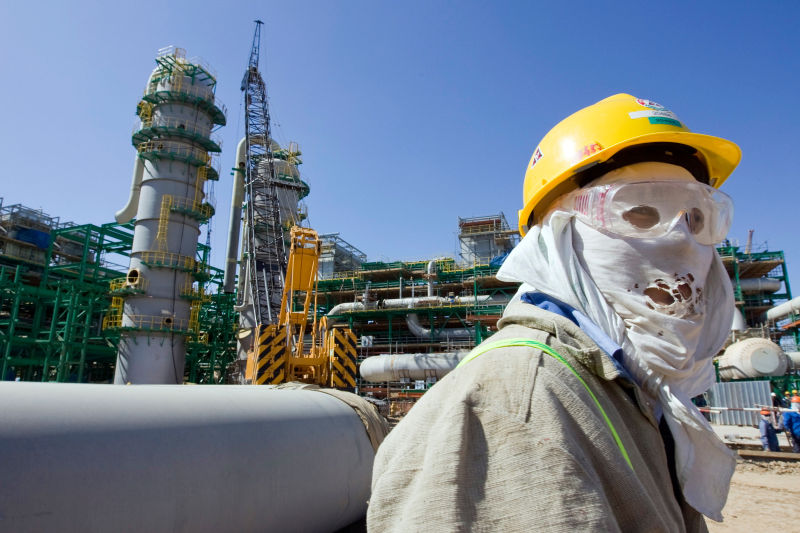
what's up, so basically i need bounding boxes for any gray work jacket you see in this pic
[367,300,707,532]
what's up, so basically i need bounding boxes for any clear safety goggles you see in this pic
[557,180,733,245]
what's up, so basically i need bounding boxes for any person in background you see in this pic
[771,392,782,408]
[758,409,780,452]
[783,395,800,453]
[369,94,741,531]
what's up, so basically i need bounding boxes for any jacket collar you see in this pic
[498,295,632,383]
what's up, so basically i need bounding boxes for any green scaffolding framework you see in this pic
[0,221,237,383]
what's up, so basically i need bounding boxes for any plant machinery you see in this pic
[244,226,357,388]
[236,22,357,389]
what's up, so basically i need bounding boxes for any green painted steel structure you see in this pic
[0,220,237,383]
[320,259,518,354]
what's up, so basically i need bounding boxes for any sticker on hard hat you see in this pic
[628,109,683,127]
[530,146,543,169]
[635,98,665,110]
[578,142,603,160]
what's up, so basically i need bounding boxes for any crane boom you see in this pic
[240,20,287,327]
[236,21,359,389]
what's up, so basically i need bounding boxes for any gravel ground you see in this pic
[706,458,800,531]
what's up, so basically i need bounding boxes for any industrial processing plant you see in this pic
[2,19,800,533]
[1,40,799,407]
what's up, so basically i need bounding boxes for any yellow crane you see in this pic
[244,226,358,388]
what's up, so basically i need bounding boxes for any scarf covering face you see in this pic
[497,162,735,521]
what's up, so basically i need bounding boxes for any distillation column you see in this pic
[110,47,226,384]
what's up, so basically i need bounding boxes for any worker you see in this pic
[758,409,781,452]
[368,94,741,531]
[785,396,800,453]
[772,392,782,408]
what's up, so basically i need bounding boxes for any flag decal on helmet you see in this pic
[635,98,665,110]
[530,146,543,169]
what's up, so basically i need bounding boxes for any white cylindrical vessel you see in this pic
[0,383,376,533]
[717,337,789,380]
[360,352,467,382]
[766,296,800,322]
[114,48,225,384]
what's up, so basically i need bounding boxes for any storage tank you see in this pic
[717,337,789,380]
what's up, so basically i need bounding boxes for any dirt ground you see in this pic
[706,458,800,531]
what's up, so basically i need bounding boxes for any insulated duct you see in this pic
[717,338,789,380]
[114,156,145,224]
[114,68,158,224]
[223,137,247,293]
[0,383,378,533]
[360,352,467,382]
[406,313,473,340]
[766,296,800,322]
[738,277,782,294]
[325,295,496,316]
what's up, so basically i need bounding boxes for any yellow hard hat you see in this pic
[518,93,741,235]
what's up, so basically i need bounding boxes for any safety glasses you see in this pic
[558,181,733,245]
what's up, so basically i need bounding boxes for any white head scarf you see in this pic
[497,162,736,521]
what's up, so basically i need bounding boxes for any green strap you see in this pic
[457,337,634,471]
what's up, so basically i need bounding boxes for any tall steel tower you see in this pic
[235,20,288,380]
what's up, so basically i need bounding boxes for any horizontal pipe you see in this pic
[738,277,781,294]
[326,295,495,316]
[0,383,375,533]
[766,296,800,322]
[406,312,472,340]
[360,352,467,382]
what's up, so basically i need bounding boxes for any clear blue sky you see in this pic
[1,1,798,291]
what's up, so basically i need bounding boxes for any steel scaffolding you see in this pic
[0,216,237,383]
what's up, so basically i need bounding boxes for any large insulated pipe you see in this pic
[717,338,789,380]
[360,352,467,382]
[738,277,782,294]
[115,68,158,224]
[0,383,378,533]
[325,295,496,316]
[766,296,800,322]
[406,313,473,340]
[114,156,145,223]
[223,137,247,293]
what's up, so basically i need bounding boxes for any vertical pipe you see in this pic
[41,282,63,381]
[426,260,435,297]
[77,297,94,382]
[223,138,247,293]
[1,266,22,379]
[57,289,77,382]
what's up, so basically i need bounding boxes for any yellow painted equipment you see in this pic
[245,226,358,389]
